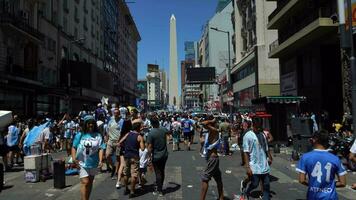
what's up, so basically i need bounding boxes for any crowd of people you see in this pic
[0,104,356,200]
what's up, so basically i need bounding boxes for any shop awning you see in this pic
[252,96,306,104]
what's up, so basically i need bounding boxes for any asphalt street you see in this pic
[1,143,355,200]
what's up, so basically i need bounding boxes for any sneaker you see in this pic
[115,182,121,189]
[158,191,164,197]
[240,180,246,193]
[124,188,130,195]
[153,191,158,196]
[129,193,136,198]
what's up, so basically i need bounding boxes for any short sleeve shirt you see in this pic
[243,130,270,174]
[350,139,356,154]
[63,120,75,139]
[73,132,105,169]
[147,128,169,162]
[7,125,19,147]
[296,149,347,200]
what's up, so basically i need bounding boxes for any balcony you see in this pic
[0,11,44,42]
[269,16,337,58]
[268,0,299,29]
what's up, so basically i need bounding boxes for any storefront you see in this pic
[252,96,306,142]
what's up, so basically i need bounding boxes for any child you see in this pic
[139,148,148,187]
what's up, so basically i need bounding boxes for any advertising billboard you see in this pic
[147,64,159,73]
[186,67,216,84]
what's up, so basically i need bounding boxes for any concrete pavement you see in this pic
[0,144,355,200]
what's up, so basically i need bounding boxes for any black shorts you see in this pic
[201,156,222,182]
[7,145,20,152]
[0,145,7,156]
[183,132,193,141]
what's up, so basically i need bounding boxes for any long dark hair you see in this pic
[82,119,98,133]
[119,120,132,140]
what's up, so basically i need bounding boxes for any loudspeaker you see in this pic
[53,160,65,189]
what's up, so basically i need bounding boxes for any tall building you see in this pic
[199,1,234,107]
[230,0,280,110]
[169,14,179,106]
[117,1,141,105]
[181,41,200,109]
[102,0,119,96]
[267,0,342,120]
[147,64,161,110]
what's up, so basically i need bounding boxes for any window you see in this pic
[84,0,88,13]
[83,17,88,30]
[63,0,69,13]
[74,7,79,23]
[74,28,78,39]
[63,16,68,32]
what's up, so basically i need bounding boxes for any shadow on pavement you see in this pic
[1,185,14,191]
[164,182,181,194]
[269,175,279,182]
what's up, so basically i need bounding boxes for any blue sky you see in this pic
[128,0,219,79]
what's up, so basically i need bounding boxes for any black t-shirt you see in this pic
[147,128,169,162]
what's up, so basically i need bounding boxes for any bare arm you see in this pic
[336,175,346,187]
[118,133,129,146]
[138,135,145,151]
[298,173,308,186]
[349,153,356,162]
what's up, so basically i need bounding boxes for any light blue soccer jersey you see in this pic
[73,132,105,169]
[7,125,19,147]
[296,149,347,200]
[243,130,270,174]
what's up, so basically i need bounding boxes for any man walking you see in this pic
[106,108,123,178]
[297,130,346,199]
[200,116,224,200]
[147,116,170,196]
[181,114,194,151]
[242,117,272,200]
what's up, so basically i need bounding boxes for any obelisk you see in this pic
[169,14,179,106]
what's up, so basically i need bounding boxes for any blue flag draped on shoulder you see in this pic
[23,121,50,155]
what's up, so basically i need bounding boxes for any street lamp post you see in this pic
[210,27,232,119]
[338,0,356,137]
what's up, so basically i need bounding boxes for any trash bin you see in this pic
[53,160,65,189]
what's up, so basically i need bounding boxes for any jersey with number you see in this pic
[181,119,193,133]
[296,149,347,200]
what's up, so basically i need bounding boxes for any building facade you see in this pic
[0,0,140,116]
[267,0,342,120]
[117,0,141,105]
[199,1,234,107]
[231,0,280,110]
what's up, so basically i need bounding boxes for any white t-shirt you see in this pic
[139,148,148,169]
[350,139,356,154]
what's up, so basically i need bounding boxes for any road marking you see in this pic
[192,155,196,161]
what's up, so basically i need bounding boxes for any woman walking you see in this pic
[72,115,105,200]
